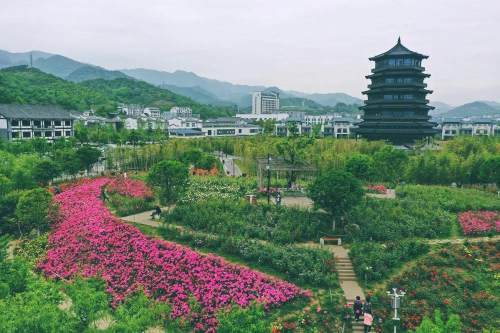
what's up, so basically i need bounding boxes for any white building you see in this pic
[201,118,261,137]
[143,107,161,118]
[124,117,138,130]
[252,91,280,114]
[0,104,74,141]
[440,119,500,139]
[167,117,203,130]
[170,107,193,118]
[235,113,289,122]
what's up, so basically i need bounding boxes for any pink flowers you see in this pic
[106,177,153,199]
[458,211,500,235]
[367,184,388,194]
[39,178,306,331]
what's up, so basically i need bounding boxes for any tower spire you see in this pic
[397,36,401,44]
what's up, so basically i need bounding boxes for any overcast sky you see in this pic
[2,0,499,105]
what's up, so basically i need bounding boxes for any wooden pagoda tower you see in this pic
[356,38,438,143]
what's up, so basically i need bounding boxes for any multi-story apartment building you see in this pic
[143,107,161,118]
[440,119,500,139]
[169,107,193,118]
[0,104,74,141]
[275,116,356,138]
[252,91,280,114]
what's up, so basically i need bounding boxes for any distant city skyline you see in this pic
[2,0,499,105]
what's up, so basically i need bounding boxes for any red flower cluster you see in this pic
[367,184,388,194]
[458,211,500,235]
[106,177,153,199]
[39,178,305,331]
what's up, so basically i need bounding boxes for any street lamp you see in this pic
[387,288,405,333]
[266,154,271,205]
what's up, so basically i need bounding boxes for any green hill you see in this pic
[66,65,130,82]
[0,66,235,118]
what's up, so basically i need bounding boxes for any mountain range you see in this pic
[0,48,499,118]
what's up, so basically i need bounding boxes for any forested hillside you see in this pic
[0,66,235,118]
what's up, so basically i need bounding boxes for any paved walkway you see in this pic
[366,188,396,199]
[427,234,500,245]
[215,152,243,177]
[121,207,171,228]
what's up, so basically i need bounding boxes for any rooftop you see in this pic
[0,104,75,119]
[370,37,428,61]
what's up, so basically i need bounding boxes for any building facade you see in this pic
[440,119,500,139]
[252,91,280,114]
[0,104,74,141]
[356,38,438,143]
[201,118,261,137]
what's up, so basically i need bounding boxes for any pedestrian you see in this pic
[151,205,162,219]
[275,191,282,206]
[363,296,372,315]
[353,296,363,322]
[100,187,108,202]
[363,311,373,333]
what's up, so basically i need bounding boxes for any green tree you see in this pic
[15,188,53,235]
[372,146,408,182]
[76,145,102,173]
[32,159,61,186]
[309,170,363,231]
[148,160,189,205]
[345,153,374,181]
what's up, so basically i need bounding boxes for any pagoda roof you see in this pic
[370,37,428,61]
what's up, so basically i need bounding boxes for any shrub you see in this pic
[458,211,499,235]
[349,240,430,283]
[165,199,331,244]
[108,193,155,217]
[217,303,271,333]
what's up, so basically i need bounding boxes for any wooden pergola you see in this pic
[256,157,317,188]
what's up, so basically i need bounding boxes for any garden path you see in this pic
[427,234,500,245]
[219,154,242,177]
[121,207,172,228]
[366,188,396,199]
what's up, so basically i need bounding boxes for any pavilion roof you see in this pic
[370,37,428,61]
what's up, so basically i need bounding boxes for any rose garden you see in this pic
[0,136,499,332]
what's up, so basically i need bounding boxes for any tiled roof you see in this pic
[0,104,74,119]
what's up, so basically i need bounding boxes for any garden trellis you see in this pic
[256,157,317,189]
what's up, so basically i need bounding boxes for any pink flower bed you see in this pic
[106,177,153,199]
[367,184,388,194]
[458,211,500,235]
[39,178,306,331]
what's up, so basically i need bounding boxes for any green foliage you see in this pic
[14,233,49,266]
[166,199,331,244]
[346,197,454,241]
[107,193,155,217]
[412,310,462,333]
[148,160,189,204]
[159,224,338,288]
[309,169,364,221]
[180,176,256,203]
[33,158,61,185]
[15,188,54,234]
[349,240,430,283]
[76,145,102,172]
[64,277,109,331]
[217,303,271,333]
[345,153,374,180]
[180,148,219,170]
[373,242,499,332]
[397,184,500,212]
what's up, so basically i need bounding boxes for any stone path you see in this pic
[328,245,365,332]
[366,188,396,199]
[427,234,500,245]
[281,196,314,209]
[121,207,171,228]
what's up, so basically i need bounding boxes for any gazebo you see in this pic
[256,156,317,189]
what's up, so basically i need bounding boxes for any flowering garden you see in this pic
[458,210,500,235]
[38,178,308,332]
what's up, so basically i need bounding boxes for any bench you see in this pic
[320,236,342,246]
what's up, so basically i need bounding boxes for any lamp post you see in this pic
[266,154,271,205]
[387,288,405,333]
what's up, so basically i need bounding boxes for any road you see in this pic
[215,152,242,177]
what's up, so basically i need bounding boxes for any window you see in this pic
[238,129,242,134]
[207,130,212,135]
[12,132,19,138]
[34,131,42,137]
[22,120,30,126]
[65,131,71,136]
[34,120,41,128]
[45,131,52,137]
[11,120,19,126]
[55,131,62,137]
[65,120,71,126]
[54,120,62,126]
[22,132,31,138]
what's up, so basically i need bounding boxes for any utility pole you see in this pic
[266,154,271,204]
[387,288,405,333]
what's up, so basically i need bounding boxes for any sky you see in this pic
[1,0,499,105]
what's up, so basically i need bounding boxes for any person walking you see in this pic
[363,311,373,333]
[151,206,162,219]
[275,191,282,206]
[353,296,363,322]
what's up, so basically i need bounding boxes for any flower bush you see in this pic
[458,211,500,235]
[106,177,153,199]
[180,176,256,204]
[366,184,387,194]
[39,178,306,331]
